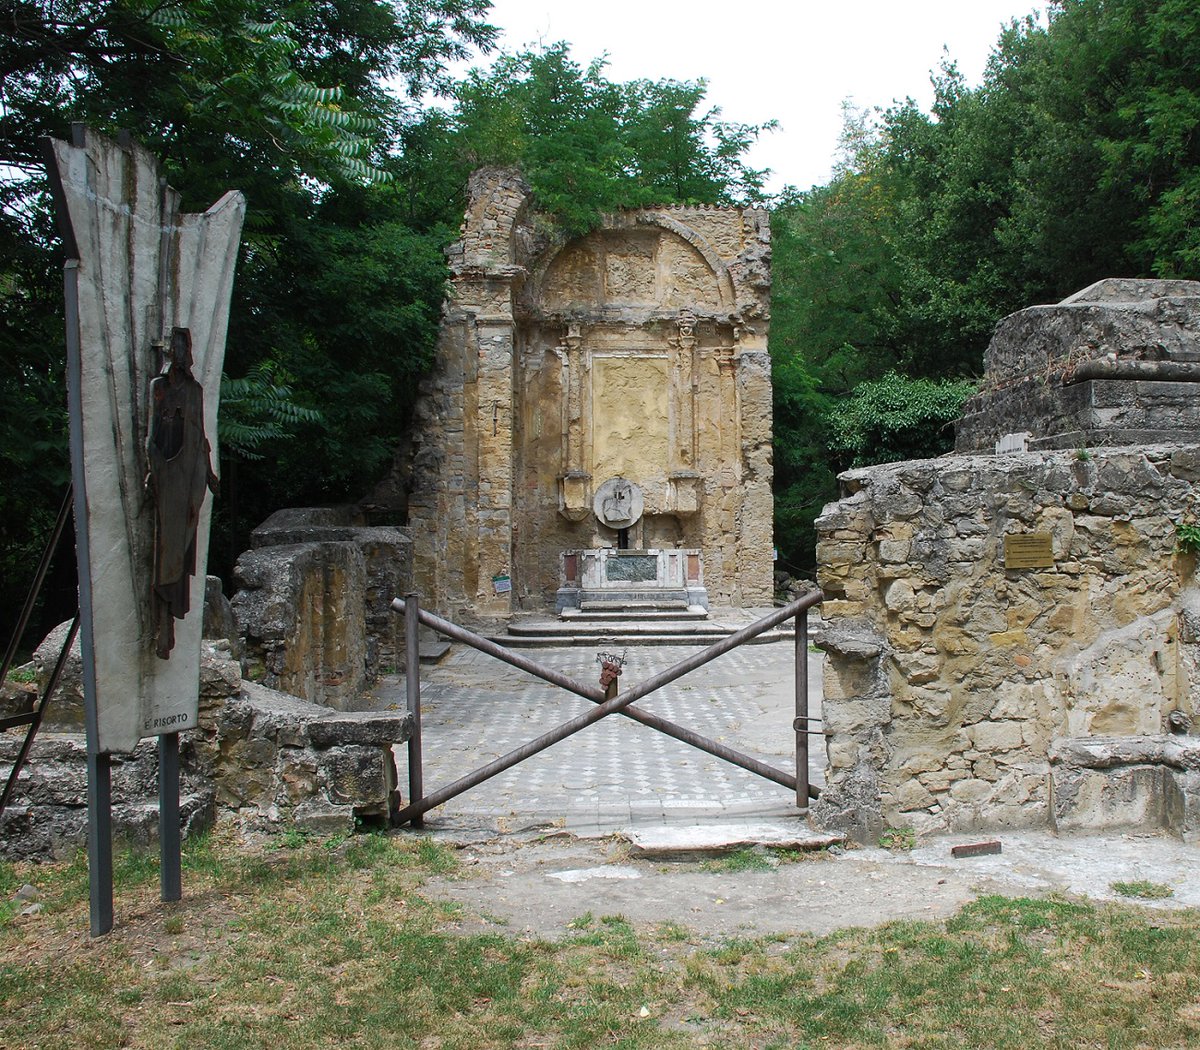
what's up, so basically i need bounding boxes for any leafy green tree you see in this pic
[0,0,495,649]
[770,0,1200,571]
[450,43,776,233]
[828,373,976,469]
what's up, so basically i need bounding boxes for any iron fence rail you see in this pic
[389,593,823,826]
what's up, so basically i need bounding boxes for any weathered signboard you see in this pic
[47,128,245,754]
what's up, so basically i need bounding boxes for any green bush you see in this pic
[829,372,976,468]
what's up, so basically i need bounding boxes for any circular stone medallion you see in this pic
[593,477,644,529]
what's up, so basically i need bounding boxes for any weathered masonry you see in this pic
[397,169,774,622]
[814,280,1200,842]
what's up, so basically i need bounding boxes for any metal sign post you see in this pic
[46,127,244,934]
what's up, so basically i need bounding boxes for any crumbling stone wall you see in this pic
[232,507,411,707]
[813,446,1200,841]
[957,279,1200,452]
[0,640,412,859]
[0,641,239,860]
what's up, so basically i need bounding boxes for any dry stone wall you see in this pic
[813,446,1200,841]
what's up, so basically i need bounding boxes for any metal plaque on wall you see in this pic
[1003,533,1055,570]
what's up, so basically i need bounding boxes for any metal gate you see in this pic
[389,592,823,827]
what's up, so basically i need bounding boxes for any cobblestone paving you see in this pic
[377,641,823,833]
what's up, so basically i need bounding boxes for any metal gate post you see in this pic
[795,608,809,810]
[159,732,181,902]
[404,593,424,827]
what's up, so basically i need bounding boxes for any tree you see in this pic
[827,373,976,469]
[450,43,776,234]
[769,0,1200,572]
[0,0,496,651]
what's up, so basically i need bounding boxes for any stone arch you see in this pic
[529,213,735,317]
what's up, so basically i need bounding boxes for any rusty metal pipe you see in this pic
[1,486,72,686]
[0,614,80,820]
[404,592,424,827]
[795,608,810,808]
[391,600,606,704]
[390,593,823,824]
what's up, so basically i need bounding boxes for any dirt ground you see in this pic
[415,824,1200,940]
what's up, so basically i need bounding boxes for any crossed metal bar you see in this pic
[389,591,823,826]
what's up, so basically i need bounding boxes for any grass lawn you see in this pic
[3,830,1200,1048]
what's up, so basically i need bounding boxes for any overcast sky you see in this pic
[471,0,1048,193]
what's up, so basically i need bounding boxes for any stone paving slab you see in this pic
[622,822,843,856]
[367,640,821,833]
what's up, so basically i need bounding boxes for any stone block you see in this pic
[321,745,391,808]
[280,751,320,804]
[32,621,85,731]
[233,541,368,709]
[293,800,356,836]
[949,778,994,804]
[884,580,916,613]
[1051,764,1167,832]
[891,649,940,685]
[893,778,935,812]
[308,711,413,749]
[1163,770,1200,840]
[971,721,1025,753]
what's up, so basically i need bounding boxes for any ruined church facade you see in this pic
[402,169,774,621]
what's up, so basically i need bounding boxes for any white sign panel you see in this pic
[48,130,244,753]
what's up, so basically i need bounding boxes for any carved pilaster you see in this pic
[564,322,584,473]
[715,345,739,482]
[558,322,591,520]
[673,309,698,469]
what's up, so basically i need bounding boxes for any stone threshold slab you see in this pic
[621,821,843,857]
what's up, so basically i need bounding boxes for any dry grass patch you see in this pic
[3,833,1200,1048]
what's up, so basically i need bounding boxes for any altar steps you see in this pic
[491,609,795,648]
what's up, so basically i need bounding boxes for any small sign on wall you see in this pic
[1004,533,1055,569]
[492,574,512,594]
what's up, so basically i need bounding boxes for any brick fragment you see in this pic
[950,840,1002,859]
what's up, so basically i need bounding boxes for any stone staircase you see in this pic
[491,605,797,648]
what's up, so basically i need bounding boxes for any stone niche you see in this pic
[393,168,774,622]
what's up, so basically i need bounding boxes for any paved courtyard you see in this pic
[369,639,822,835]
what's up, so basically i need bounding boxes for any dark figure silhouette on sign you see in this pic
[147,328,218,659]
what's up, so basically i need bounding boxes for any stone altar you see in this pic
[557,547,707,613]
